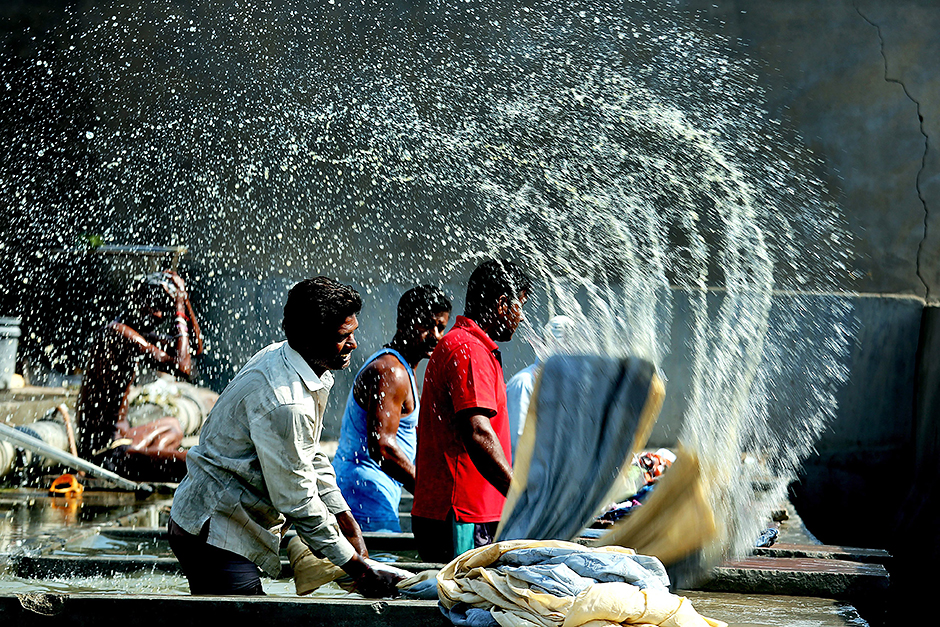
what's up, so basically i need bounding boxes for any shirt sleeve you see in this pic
[313,448,351,515]
[446,343,500,416]
[250,404,357,567]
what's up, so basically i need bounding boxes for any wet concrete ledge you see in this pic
[755,542,892,565]
[9,555,441,580]
[8,536,891,606]
[702,555,889,600]
[0,590,869,627]
[0,594,451,627]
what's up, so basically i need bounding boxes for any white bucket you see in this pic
[0,317,21,389]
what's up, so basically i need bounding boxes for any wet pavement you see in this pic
[0,487,883,625]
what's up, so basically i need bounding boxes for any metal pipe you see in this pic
[0,422,149,493]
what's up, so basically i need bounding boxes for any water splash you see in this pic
[1,0,854,584]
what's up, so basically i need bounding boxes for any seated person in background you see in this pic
[412,259,532,563]
[505,315,577,455]
[334,285,452,532]
[75,270,203,482]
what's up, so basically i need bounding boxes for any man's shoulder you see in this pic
[507,363,538,387]
[437,324,490,355]
[220,345,297,400]
[355,353,411,392]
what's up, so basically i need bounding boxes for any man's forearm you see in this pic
[460,413,512,496]
[371,437,415,493]
[335,510,368,557]
[379,453,416,494]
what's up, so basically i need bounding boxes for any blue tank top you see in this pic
[334,348,418,532]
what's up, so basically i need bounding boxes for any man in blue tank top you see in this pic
[334,285,452,532]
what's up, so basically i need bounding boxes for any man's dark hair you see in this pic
[397,285,452,330]
[130,272,174,313]
[464,259,532,320]
[282,277,362,348]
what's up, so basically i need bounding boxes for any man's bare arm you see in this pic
[355,360,416,493]
[112,297,193,381]
[455,408,512,496]
[335,509,368,557]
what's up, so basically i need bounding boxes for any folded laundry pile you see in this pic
[409,539,726,627]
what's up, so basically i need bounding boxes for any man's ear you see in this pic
[496,294,510,315]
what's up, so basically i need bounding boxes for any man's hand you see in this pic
[164,270,188,300]
[340,553,405,598]
[336,510,368,558]
[356,566,405,598]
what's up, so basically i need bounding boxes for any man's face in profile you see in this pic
[131,287,172,332]
[306,314,359,373]
[492,291,527,342]
[413,310,451,359]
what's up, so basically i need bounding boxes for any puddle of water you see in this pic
[1,489,421,598]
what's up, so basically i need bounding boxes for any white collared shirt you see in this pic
[170,341,356,577]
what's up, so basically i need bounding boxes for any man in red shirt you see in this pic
[412,259,532,562]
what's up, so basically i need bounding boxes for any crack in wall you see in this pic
[856,4,932,302]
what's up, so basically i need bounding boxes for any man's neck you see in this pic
[296,347,328,378]
[386,335,420,369]
[464,313,499,342]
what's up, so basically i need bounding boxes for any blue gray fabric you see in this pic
[441,605,499,627]
[398,576,440,600]
[494,545,669,590]
[497,355,659,542]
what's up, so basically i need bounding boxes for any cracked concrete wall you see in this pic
[676,1,940,580]
[679,0,937,303]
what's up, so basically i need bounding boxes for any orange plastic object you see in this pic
[49,473,84,498]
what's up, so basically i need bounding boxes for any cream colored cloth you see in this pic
[436,540,726,627]
[592,446,716,567]
[287,535,416,596]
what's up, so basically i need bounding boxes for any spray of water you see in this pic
[1,0,854,585]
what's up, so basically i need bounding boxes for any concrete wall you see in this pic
[675,0,938,303]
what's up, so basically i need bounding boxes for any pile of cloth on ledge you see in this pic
[399,539,726,627]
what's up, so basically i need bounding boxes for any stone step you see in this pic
[754,542,891,565]
[0,590,870,627]
[701,555,889,600]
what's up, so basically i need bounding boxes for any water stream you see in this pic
[1,0,855,591]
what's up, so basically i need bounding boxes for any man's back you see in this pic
[75,324,147,458]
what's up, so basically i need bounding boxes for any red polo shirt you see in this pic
[412,316,512,523]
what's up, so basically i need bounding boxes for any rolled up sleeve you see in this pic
[250,404,357,567]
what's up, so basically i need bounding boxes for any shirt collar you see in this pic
[283,341,334,393]
[454,315,500,353]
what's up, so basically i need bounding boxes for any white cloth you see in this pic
[506,362,538,456]
[170,341,356,577]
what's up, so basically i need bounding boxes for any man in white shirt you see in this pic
[168,277,401,597]
[505,315,577,455]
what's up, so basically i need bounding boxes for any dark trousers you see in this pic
[412,513,499,564]
[168,517,265,595]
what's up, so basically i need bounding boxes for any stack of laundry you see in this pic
[409,539,726,627]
